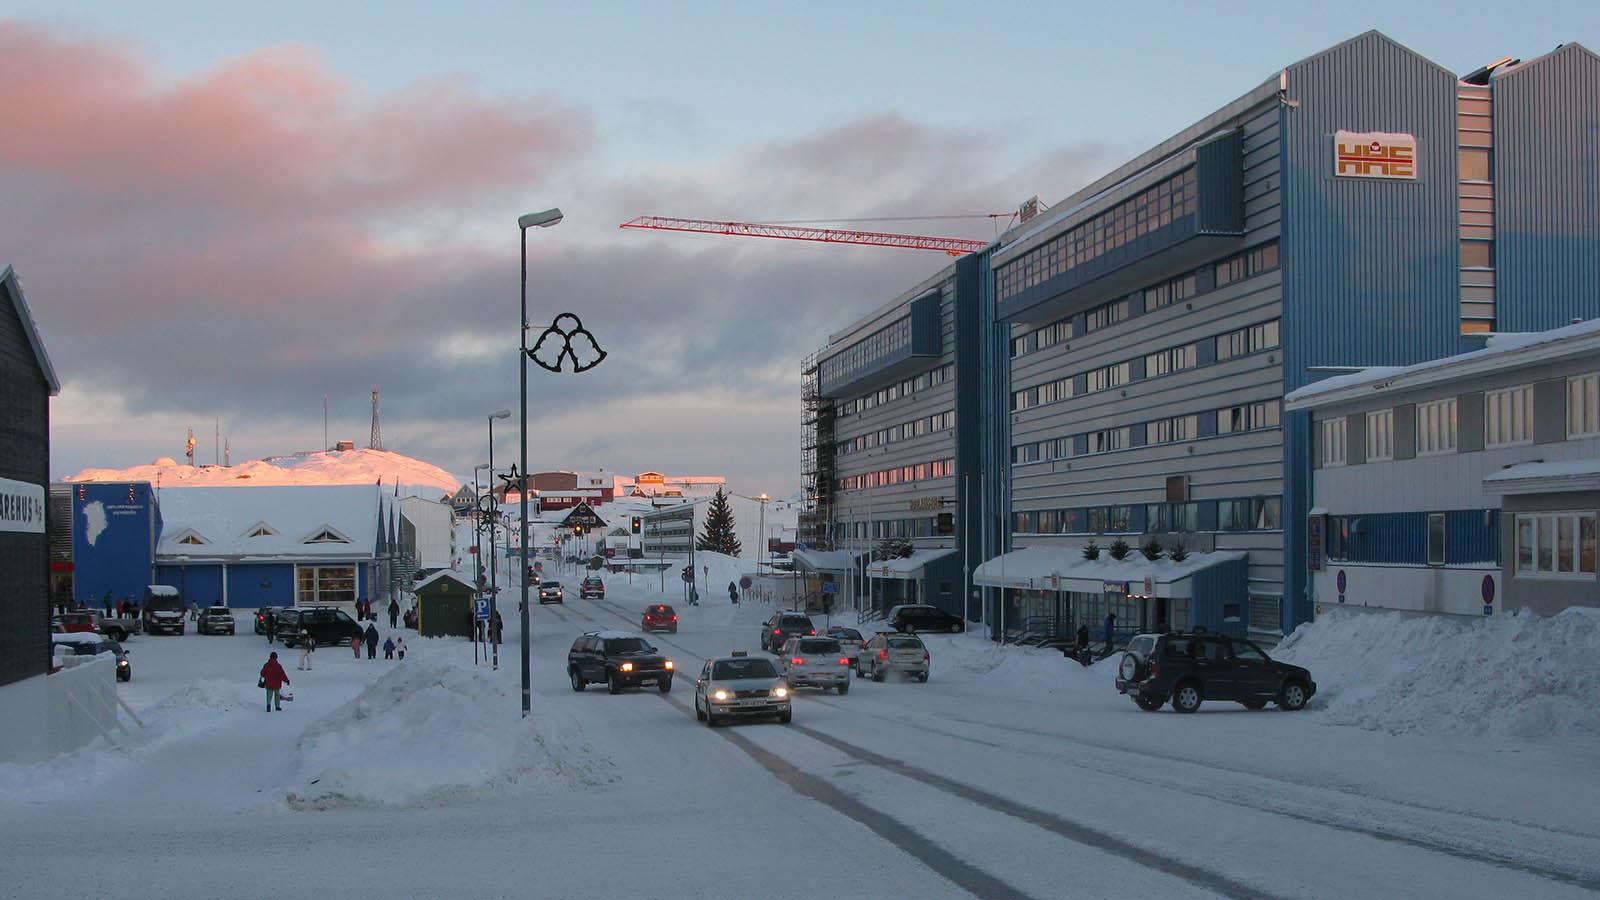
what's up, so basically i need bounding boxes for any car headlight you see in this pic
[664,660,674,670]
[620,662,633,672]
[773,686,789,699]
[712,689,729,702]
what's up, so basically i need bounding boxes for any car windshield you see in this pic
[1127,635,1157,657]
[887,638,923,649]
[780,616,812,628]
[543,582,561,589]
[798,639,841,654]
[648,606,674,614]
[146,597,183,612]
[603,638,653,654]
[206,608,228,614]
[713,658,778,680]
[829,628,862,641]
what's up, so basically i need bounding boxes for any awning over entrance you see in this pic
[1483,458,1600,495]
[864,548,957,580]
[791,548,870,575]
[973,545,1245,599]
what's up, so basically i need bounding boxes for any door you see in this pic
[1228,639,1278,700]
[1194,637,1236,700]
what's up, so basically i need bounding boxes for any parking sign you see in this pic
[472,598,490,620]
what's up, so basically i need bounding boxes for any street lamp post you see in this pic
[518,207,563,719]
[487,409,510,670]
[757,493,770,576]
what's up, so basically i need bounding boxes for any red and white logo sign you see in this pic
[1334,130,1417,180]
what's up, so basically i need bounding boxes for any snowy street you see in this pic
[4,570,1598,900]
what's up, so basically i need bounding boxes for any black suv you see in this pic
[253,607,284,635]
[887,604,965,634]
[760,611,816,653]
[276,607,364,648]
[1115,631,1315,713]
[568,631,675,694]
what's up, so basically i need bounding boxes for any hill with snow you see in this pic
[65,448,460,498]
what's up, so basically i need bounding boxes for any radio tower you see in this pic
[369,386,384,451]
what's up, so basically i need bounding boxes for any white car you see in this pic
[781,636,852,694]
[857,632,930,682]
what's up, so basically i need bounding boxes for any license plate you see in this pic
[639,678,657,686]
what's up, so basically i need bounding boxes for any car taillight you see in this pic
[1150,663,1160,680]
[773,629,781,635]
[791,657,804,666]
[923,650,930,661]
[671,615,677,621]
[838,657,850,665]
[809,629,816,635]
[878,649,888,660]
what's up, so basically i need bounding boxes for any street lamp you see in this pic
[487,409,510,670]
[519,207,562,720]
[757,493,770,575]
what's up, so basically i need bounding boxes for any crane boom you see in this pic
[620,216,990,256]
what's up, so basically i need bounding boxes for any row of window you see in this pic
[834,517,945,540]
[1011,320,1280,412]
[1516,512,1598,577]
[1012,496,1283,535]
[1011,399,1282,465]
[996,168,1198,303]
[835,364,954,417]
[836,410,956,456]
[837,458,955,492]
[819,316,912,388]
[1008,240,1282,361]
[1319,373,1600,467]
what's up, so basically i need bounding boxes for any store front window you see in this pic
[296,565,357,607]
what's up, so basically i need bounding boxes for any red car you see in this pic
[58,611,100,634]
[641,604,678,634]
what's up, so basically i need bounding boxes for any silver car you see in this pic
[857,632,930,682]
[694,653,792,726]
[781,636,852,694]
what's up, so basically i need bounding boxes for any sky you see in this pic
[5,1,1597,494]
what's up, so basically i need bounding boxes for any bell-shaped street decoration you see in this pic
[529,313,607,373]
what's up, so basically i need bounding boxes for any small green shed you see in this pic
[413,570,477,638]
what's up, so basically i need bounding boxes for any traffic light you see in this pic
[573,524,584,536]
[631,516,642,534]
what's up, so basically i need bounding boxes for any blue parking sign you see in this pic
[473,598,490,620]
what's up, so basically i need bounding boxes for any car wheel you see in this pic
[1241,699,1268,710]
[658,677,672,694]
[706,707,720,728]
[1134,695,1163,712]
[918,673,929,683]
[872,668,885,682]
[838,681,849,695]
[1278,681,1309,711]
[1172,681,1202,714]
[607,671,623,695]
[695,698,706,721]
[949,622,962,633]
[569,667,585,692]
[778,710,792,724]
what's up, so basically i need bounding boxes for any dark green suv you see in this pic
[567,631,675,694]
[1115,630,1315,714]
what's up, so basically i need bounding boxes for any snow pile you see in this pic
[1274,607,1600,739]
[282,656,613,809]
[67,447,459,497]
[924,633,1082,686]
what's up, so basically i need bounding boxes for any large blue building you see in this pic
[803,32,1600,641]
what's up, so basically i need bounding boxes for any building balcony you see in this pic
[817,292,943,399]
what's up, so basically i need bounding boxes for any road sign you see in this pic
[469,546,479,555]
[821,582,838,594]
[739,575,752,590]
[472,598,490,620]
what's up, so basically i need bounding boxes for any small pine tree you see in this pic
[695,488,742,556]
[874,537,914,561]
[1108,537,1132,560]
[1082,540,1101,560]
[1141,538,1164,561]
[1167,540,1189,562]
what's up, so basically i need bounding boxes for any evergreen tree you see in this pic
[696,488,742,556]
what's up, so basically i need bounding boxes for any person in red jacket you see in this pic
[260,651,290,712]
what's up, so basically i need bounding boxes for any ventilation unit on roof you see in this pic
[1460,56,1520,85]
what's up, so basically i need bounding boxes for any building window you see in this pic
[297,565,357,607]
[1149,414,1199,445]
[1485,385,1533,447]
[1427,513,1447,566]
[1085,298,1131,333]
[1216,320,1280,361]
[304,528,349,544]
[1147,502,1198,533]
[1320,417,1347,467]
[1460,240,1493,269]
[1013,511,1035,533]
[1459,148,1492,182]
[1145,344,1198,378]
[1214,255,1246,287]
[1569,373,1600,438]
[1088,427,1130,454]
[1417,398,1458,455]
[1366,409,1394,461]
[1515,512,1597,577]
[1219,499,1253,531]
[1086,362,1131,393]
[1254,497,1282,530]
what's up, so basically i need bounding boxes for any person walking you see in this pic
[395,636,406,660]
[260,651,289,712]
[298,629,315,671]
[189,600,199,622]
[351,634,361,659]
[102,592,113,618]
[364,622,380,660]
[728,581,739,604]
[491,610,503,646]
[1075,623,1092,666]
[388,599,400,630]
[383,636,395,660]
[1103,612,1117,656]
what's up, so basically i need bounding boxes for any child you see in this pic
[297,629,315,671]
[383,636,395,660]
[395,636,406,660]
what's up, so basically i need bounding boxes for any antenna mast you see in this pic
[369,386,384,450]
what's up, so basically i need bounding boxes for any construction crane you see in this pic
[619,215,995,257]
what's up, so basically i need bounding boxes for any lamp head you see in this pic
[490,409,512,420]
[518,208,564,230]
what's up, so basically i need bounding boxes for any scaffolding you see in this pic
[798,351,836,550]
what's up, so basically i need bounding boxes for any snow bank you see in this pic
[282,657,613,809]
[1274,607,1600,739]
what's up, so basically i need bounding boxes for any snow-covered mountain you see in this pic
[65,447,460,498]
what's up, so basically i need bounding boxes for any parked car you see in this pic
[52,634,131,682]
[567,630,674,694]
[857,632,930,682]
[57,611,99,634]
[143,585,186,635]
[1115,630,1316,713]
[694,652,791,726]
[579,577,605,600]
[641,604,678,633]
[760,611,817,653]
[197,606,236,636]
[275,607,363,648]
[539,581,565,604]
[887,604,965,634]
[253,606,284,636]
[781,636,852,693]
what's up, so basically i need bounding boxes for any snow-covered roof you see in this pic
[973,545,1246,599]
[155,485,380,560]
[1,266,60,395]
[864,548,957,579]
[791,548,870,574]
[413,569,475,592]
[1483,459,1600,495]
[1285,318,1600,411]
[147,585,179,597]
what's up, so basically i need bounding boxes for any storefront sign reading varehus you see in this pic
[0,476,46,534]
[1334,130,1416,179]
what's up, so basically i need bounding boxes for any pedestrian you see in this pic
[728,581,738,604]
[260,651,289,712]
[1103,611,1117,655]
[298,628,315,671]
[1075,623,1092,666]
[189,600,199,622]
[364,622,379,659]
[102,591,113,618]
[383,636,395,660]
[351,634,361,659]
[116,598,124,618]
[395,636,406,660]
[388,599,400,629]
[266,616,276,644]
[491,610,503,646]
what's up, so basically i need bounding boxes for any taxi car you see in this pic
[694,651,791,727]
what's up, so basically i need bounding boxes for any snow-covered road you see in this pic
[4,575,1598,900]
